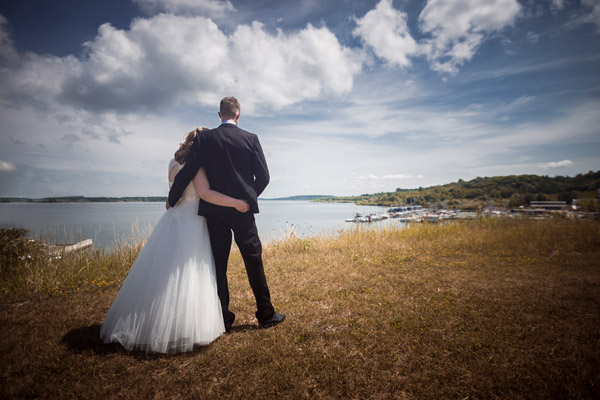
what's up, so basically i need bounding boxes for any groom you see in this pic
[168,96,285,332]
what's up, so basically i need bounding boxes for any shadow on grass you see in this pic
[228,324,259,333]
[62,324,126,355]
[62,323,258,359]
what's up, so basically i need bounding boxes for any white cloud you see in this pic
[582,0,600,31]
[484,100,600,148]
[509,95,536,107]
[352,0,521,74]
[0,3,597,199]
[550,0,565,10]
[526,31,539,44]
[357,174,379,180]
[0,160,16,172]
[419,0,521,73]
[381,174,413,180]
[133,0,235,16]
[353,0,418,67]
[228,22,364,111]
[494,95,536,116]
[356,174,415,181]
[0,14,364,115]
[539,160,573,169]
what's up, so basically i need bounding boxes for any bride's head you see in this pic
[174,127,207,164]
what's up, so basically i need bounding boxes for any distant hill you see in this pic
[263,195,335,201]
[4,171,599,211]
[316,171,600,211]
[0,196,167,203]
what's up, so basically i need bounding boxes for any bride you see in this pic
[100,128,248,353]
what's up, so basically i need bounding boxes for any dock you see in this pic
[44,239,93,256]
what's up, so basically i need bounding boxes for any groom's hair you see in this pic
[220,96,240,120]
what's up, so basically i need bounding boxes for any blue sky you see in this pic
[0,0,598,198]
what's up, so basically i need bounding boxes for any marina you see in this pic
[343,201,597,224]
[345,204,464,224]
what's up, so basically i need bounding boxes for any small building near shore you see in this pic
[529,201,567,210]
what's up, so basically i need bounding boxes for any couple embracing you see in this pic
[100,97,285,353]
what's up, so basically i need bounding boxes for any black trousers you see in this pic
[205,212,274,327]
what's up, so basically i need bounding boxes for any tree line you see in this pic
[317,171,600,211]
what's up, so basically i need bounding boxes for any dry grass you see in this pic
[0,227,148,298]
[1,218,599,399]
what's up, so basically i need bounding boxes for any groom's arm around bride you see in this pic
[168,96,285,331]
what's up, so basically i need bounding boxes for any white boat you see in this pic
[345,213,387,223]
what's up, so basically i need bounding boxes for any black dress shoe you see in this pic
[259,313,286,328]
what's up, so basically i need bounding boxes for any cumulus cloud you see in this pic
[352,0,521,74]
[133,0,235,16]
[539,160,573,169]
[353,0,418,67]
[0,14,364,115]
[228,22,364,111]
[418,0,521,73]
[0,160,16,172]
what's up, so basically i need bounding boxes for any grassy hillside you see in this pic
[1,219,599,398]
[318,170,600,210]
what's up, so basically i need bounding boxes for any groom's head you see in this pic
[219,96,240,123]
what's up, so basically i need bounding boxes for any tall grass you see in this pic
[0,227,147,298]
[2,217,598,300]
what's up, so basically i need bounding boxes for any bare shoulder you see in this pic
[168,158,179,171]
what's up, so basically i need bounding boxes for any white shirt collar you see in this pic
[221,120,237,125]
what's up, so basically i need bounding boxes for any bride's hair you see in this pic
[174,129,198,164]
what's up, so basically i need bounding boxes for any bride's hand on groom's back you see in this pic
[235,200,250,213]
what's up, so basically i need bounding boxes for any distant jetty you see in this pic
[45,239,94,256]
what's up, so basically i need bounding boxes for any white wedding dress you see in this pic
[100,159,225,353]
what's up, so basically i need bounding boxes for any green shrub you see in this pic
[0,228,44,277]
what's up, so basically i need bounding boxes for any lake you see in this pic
[0,200,396,248]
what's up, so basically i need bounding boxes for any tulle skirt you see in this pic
[100,201,225,353]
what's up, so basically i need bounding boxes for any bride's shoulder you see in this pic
[168,158,180,171]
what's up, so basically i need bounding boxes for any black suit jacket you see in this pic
[168,123,269,214]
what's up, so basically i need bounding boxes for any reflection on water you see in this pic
[0,200,397,249]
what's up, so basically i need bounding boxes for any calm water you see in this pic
[0,200,395,248]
